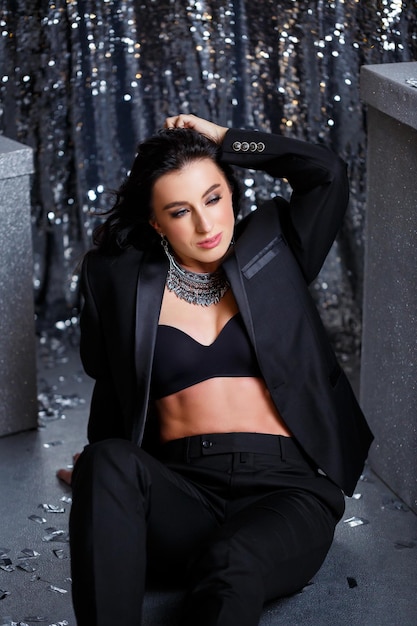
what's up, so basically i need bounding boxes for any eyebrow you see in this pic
[162,183,221,211]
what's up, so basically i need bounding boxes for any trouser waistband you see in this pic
[160,432,305,462]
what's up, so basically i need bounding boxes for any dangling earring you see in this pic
[160,234,169,254]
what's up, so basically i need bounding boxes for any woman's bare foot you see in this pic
[57,452,80,486]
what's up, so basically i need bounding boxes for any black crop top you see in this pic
[151,313,262,399]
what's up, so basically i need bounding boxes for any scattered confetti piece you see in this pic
[381,497,409,512]
[0,564,14,572]
[17,561,37,573]
[343,516,369,527]
[42,529,69,543]
[19,549,40,559]
[359,468,373,483]
[48,584,68,594]
[29,515,47,524]
[39,504,65,514]
[53,549,68,560]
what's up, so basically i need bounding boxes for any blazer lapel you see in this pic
[223,203,283,350]
[223,249,256,347]
[132,243,168,443]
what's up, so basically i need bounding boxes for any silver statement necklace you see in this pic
[161,236,230,306]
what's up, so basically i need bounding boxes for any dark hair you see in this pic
[93,128,240,253]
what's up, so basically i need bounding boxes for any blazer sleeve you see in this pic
[79,252,126,443]
[221,128,349,284]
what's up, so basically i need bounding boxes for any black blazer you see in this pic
[79,128,373,496]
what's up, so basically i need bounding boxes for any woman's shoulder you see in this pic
[81,245,147,287]
[83,244,145,266]
[80,245,150,311]
[235,196,288,240]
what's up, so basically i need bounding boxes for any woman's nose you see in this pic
[194,211,212,233]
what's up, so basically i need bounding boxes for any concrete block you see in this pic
[360,62,417,512]
[0,134,37,436]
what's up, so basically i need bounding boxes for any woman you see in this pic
[68,114,373,626]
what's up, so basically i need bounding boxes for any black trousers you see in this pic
[69,433,345,626]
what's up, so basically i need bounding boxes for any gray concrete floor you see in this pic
[0,334,416,626]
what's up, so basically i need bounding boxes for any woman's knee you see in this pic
[72,438,147,486]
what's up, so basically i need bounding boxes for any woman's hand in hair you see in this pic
[164,114,228,144]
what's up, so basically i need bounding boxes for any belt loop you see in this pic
[279,437,286,462]
[185,437,191,463]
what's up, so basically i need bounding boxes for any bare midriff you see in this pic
[155,375,292,444]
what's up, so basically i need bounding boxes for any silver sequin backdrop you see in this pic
[1,0,416,357]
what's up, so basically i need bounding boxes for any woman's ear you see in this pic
[149,218,162,236]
